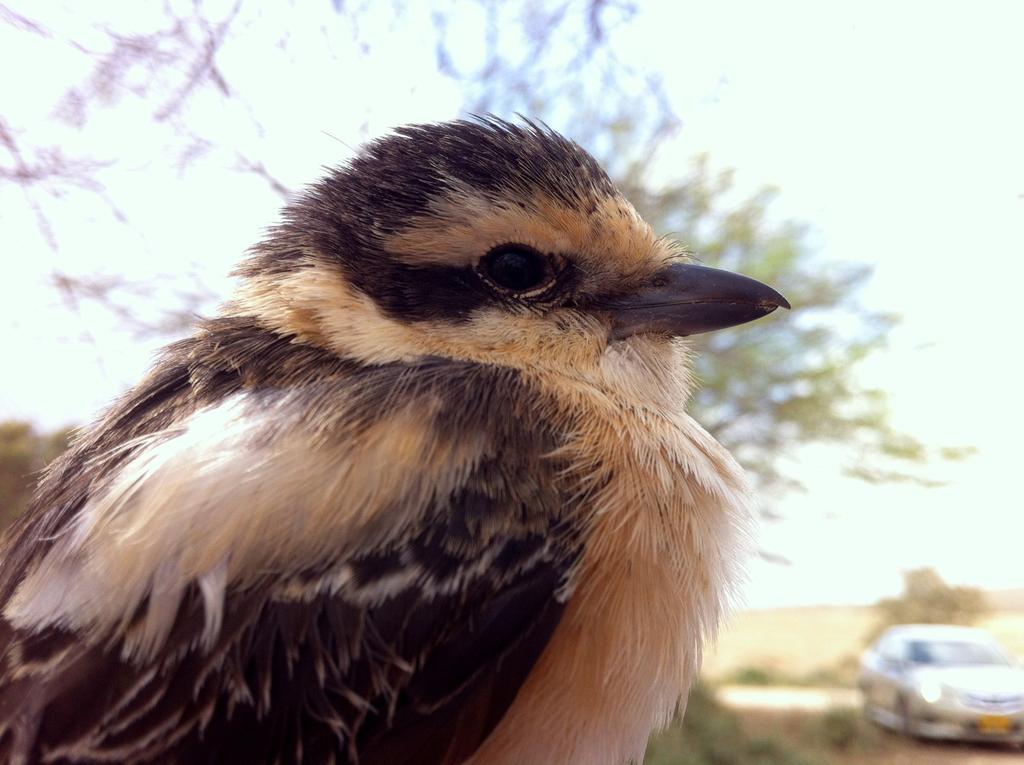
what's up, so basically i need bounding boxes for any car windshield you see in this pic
[907,639,1011,667]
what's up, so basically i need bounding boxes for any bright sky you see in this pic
[2,2,1022,608]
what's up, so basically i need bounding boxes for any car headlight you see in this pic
[918,679,944,704]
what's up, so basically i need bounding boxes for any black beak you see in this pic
[606,263,790,340]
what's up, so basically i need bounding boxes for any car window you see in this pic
[906,639,1011,666]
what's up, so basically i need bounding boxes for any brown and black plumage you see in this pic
[0,118,788,765]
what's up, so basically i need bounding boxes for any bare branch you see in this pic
[48,270,216,339]
[0,3,51,37]
[153,0,242,121]
[234,155,291,201]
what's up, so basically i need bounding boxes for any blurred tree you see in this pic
[0,1,964,502]
[0,421,73,530]
[870,567,988,640]
[616,157,965,496]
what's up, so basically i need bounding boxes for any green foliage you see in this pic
[724,658,859,689]
[804,707,880,754]
[644,684,831,765]
[871,567,988,639]
[727,666,778,686]
[0,421,73,531]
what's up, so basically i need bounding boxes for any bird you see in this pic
[0,117,788,765]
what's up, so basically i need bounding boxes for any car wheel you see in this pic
[896,695,916,738]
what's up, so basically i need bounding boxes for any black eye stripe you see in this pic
[480,245,551,294]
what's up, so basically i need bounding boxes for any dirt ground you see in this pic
[736,707,1024,765]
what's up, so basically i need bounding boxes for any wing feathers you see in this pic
[0,327,580,764]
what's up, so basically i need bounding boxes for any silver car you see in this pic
[859,624,1024,745]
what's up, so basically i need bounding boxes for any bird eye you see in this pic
[480,245,551,293]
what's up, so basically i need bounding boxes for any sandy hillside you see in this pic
[703,597,1024,683]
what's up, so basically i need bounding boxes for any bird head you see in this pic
[233,118,788,375]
